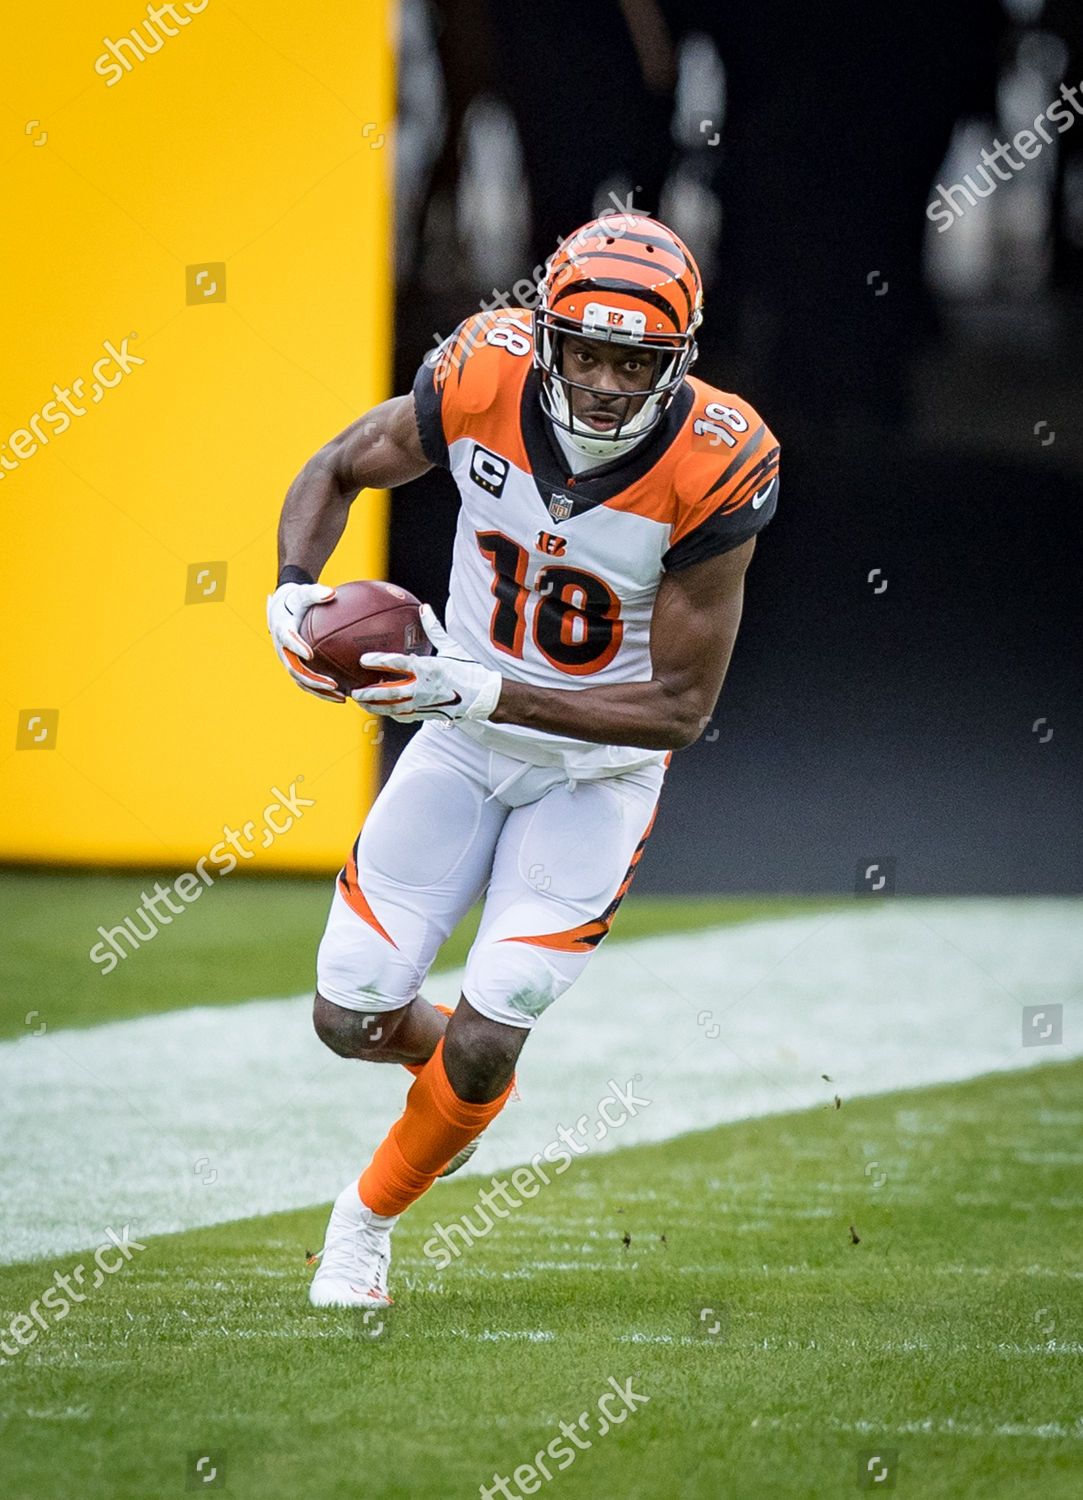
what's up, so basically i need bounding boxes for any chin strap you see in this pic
[546,386,657,462]
[553,420,647,465]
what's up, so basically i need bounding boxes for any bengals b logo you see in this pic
[536,530,567,556]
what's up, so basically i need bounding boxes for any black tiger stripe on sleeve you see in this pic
[665,391,780,572]
[662,474,778,571]
[411,354,449,469]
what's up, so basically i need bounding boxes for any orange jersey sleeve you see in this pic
[411,310,532,469]
[663,377,780,571]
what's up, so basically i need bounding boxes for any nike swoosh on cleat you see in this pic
[438,1137,479,1178]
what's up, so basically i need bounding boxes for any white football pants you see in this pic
[316,720,668,1029]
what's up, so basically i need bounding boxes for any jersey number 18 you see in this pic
[476,530,623,676]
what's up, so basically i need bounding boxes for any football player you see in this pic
[268,214,779,1307]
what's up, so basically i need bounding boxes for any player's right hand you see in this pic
[266,582,345,703]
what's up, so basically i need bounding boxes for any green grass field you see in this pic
[1,875,1080,1498]
[2,1061,1080,1498]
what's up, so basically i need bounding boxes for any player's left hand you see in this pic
[353,604,503,723]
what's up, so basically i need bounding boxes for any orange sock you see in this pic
[402,1001,454,1077]
[360,1037,513,1216]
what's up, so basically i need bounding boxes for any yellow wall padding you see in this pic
[1,1,396,870]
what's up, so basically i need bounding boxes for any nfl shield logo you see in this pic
[548,492,574,522]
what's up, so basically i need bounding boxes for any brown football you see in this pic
[299,580,432,694]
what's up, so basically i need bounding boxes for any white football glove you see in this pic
[353,604,502,723]
[266,582,345,703]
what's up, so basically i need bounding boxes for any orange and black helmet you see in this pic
[534,213,703,453]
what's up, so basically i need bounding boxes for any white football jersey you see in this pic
[412,312,779,775]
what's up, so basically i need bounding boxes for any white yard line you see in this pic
[2,900,1080,1266]
[753,1415,1083,1440]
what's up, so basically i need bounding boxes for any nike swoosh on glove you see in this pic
[352,604,502,723]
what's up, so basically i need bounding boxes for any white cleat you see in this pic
[308,1183,397,1308]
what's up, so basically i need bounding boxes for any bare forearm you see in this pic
[490,677,703,751]
[277,455,355,580]
[277,396,432,580]
[489,562,747,751]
